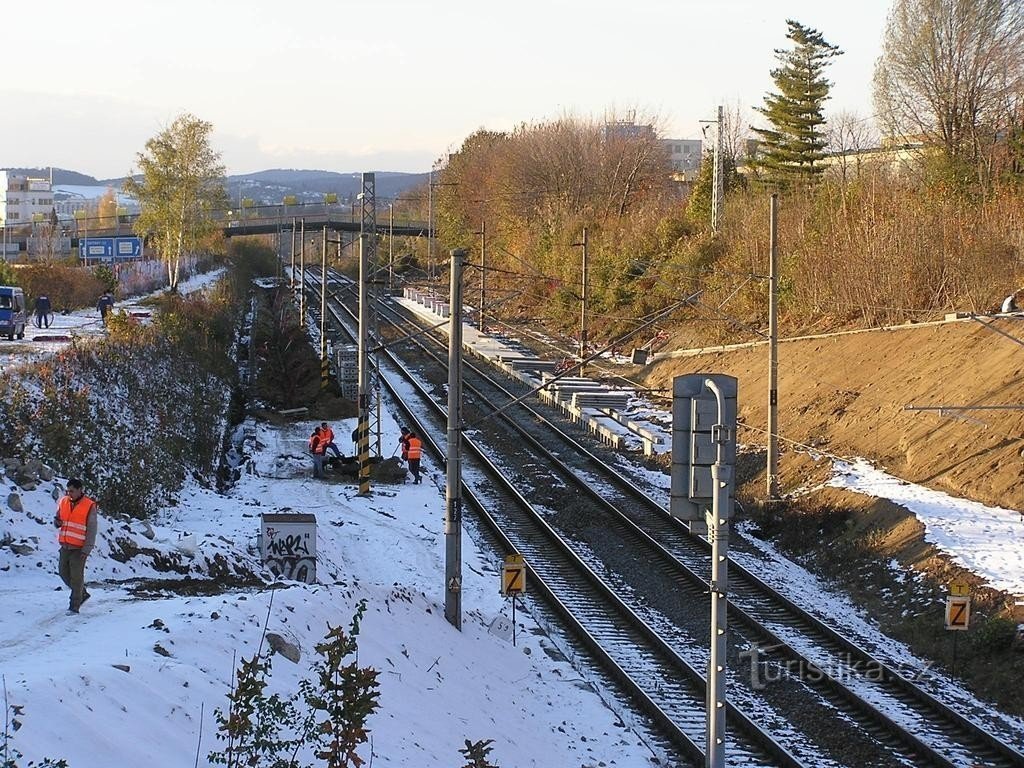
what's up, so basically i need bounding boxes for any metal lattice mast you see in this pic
[320,226,328,389]
[360,173,381,458]
[712,105,724,233]
[356,232,371,496]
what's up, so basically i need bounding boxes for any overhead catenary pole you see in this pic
[289,217,297,288]
[427,168,434,281]
[479,219,486,329]
[356,233,371,496]
[767,194,780,500]
[578,228,589,376]
[712,105,724,233]
[320,225,328,389]
[704,378,729,768]
[299,218,306,322]
[360,172,381,458]
[388,202,395,293]
[446,248,467,630]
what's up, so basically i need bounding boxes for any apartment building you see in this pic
[0,171,55,227]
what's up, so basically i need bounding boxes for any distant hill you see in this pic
[3,167,428,205]
[227,169,428,204]
[3,167,100,186]
[98,169,428,204]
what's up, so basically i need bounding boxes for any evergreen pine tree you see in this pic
[753,20,842,186]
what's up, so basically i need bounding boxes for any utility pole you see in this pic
[289,217,296,289]
[356,232,371,496]
[320,225,329,389]
[299,218,306,322]
[767,194,780,500]
[712,105,724,233]
[388,201,395,293]
[704,377,729,768]
[427,168,434,281]
[478,219,486,329]
[575,228,589,376]
[446,248,467,630]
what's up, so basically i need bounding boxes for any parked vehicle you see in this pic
[0,286,27,340]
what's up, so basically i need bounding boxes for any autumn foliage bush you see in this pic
[434,116,1024,343]
[13,264,105,312]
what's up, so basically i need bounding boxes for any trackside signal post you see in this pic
[500,553,526,646]
[446,248,467,629]
[945,581,970,676]
[670,373,737,768]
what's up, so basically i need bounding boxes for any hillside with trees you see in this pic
[429,4,1024,351]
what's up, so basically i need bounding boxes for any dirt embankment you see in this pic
[641,318,1024,712]
[644,317,1024,510]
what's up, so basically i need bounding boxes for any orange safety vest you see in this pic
[309,433,325,454]
[58,495,95,548]
[399,434,411,459]
[323,426,335,443]
[406,436,422,460]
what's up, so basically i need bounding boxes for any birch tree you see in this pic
[124,113,227,290]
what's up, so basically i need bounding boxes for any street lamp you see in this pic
[74,209,88,265]
[31,213,45,259]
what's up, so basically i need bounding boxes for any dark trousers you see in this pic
[58,547,87,610]
[323,440,342,458]
[35,312,50,328]
[408,458,421,483]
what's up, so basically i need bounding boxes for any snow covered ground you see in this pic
[0,412,660,767]
[0,267,226,372]
[828,458,1024,595]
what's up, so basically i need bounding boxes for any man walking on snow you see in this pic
[97,291,114,326]
[53,478,99,614]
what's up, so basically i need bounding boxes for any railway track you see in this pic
[301,268,1024,768]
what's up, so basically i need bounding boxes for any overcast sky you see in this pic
[3,0,892,179]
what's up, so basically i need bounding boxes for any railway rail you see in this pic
[301,268,1024,768]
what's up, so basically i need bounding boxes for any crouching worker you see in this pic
[309,427,327,478]
[54,478,99,615]
[319,421,342,458]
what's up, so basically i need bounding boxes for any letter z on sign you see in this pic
[501,555,526,596]
[945,596,970,631]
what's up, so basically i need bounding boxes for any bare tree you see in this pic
[828,110,879,183]
[721,101,753,170]
[873,0,1024,187]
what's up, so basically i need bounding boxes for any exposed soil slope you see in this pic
[644,316,1024,510]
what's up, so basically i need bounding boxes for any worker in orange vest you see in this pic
[319,421,342,458]
[53,478,99,615]
[309,427,327,478]
[406,430,423,484]
[397,426,411,462]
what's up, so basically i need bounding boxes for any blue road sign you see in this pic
[82,237,114,260]
[81,236,142,262]
[114,236,142,259]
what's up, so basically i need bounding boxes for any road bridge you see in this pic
[4,208,433,254]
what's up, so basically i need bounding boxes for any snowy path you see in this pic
[0,415,658,768]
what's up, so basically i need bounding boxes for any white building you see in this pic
[661,139,703,178]
[0,171,55,228]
